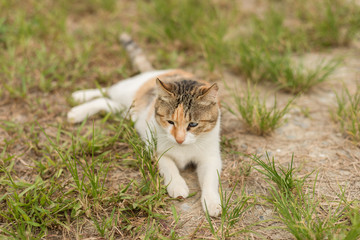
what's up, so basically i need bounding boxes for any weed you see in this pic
[340,204,360,240]
[126,124,166,198]
[88,0,117,12]
[298,0,360,48]
[231,5,340,93]
[261,0,360,50]
[270,58,338,94]
[334,85,360,143]
[225,84,293,135]
[252,153,360,239]
[137,0,233,70]
[251,153,304,195]
[138,0,343,90]
[92,207,117,238]
[205,174,254,239]
[235,42,338,93]
[247,9,308,54]
[0,167,76,239]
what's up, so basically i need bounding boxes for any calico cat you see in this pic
[67,35,222,217]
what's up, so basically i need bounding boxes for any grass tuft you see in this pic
[225,83,293,135]
[205,174,254,239]
[334,85,360,143]
[0,166,76,239]
[236,42,339,94]
[251,153,305,195]
[126,124,167,212]
[137,0,233,70]
[297,0,360,49]
[251,153,360,239]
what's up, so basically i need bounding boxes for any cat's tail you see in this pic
[119,33,154,73]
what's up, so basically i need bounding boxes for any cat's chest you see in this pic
[157,142,201,168]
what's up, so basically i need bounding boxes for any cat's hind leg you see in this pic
[71,88,106,103]
[67,97,121,123]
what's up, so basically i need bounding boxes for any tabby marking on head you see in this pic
[153,76,219,145]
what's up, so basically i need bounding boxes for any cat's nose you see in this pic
[176,138,184,144]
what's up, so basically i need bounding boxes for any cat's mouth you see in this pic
[173,138,196,146]
[169,137,188,146]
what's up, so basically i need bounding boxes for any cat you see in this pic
[67,35,222,217]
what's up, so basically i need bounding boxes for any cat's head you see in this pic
[154,78,219,145]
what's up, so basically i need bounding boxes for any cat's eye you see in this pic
[167,120,175,125]
[188,122,198,128]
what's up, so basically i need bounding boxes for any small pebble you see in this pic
[256,148,263,154]
[286,135,296,140]
[181,203,191,211]
[321,141,329,146]
[241,144,248,151]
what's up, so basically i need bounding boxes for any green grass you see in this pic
[233,8,340,93]
[293,0,360,49]
[0,168,75,239]
[1,0,360,238]
[205,177,254,239]
[137,0,355,93]
[225,83,293,135]
[235,42,339,93]
[0,0,130,99]
[251,153,360,239]
[244,9,307,54]
[137,0,233,70]
[0,117,169,238]
[252,153,303,195]
[334,85,360,143]
[254,0,360,51]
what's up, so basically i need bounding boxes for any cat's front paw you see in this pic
[202,194,221,217]
[67,106,87,123]
[71,90,88,103]
[167,178,189,198]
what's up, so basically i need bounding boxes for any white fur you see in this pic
[154,114,222,217]
[71,88,107,103]
[67,98,120,123]
[67,70,222,217]
[67,70,171,123]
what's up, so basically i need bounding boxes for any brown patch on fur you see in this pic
[146,101,156,121]
[171,104,187,144]
[133,77,156,113]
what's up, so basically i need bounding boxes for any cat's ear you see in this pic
[156,78,174,97]
[198,83,218,102]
